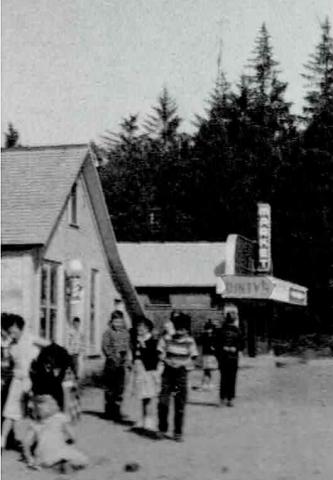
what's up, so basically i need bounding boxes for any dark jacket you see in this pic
[201,330,217,356]
[134,335,159,371]
[216,324,244,361]
[30,343,72,409]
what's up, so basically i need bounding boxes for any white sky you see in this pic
[2,0,332,146]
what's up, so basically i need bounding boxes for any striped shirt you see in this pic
[158,334,198,369]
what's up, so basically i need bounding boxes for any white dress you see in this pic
[3,332,39,420]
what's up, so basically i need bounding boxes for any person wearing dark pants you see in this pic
[157,313,198,442]
[216,312,244,407]
[102,311,130,421]
[158,365,187,438]
[104,360,126,419]
[219,356,238,404]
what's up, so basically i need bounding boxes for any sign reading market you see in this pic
[257,202,272,273]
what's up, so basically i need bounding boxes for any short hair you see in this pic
[1,312,25,331]
[136,316,154,332]
[172,312,191,332]
[1,312,14,331]
[111,310,124,321]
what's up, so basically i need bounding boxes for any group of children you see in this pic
[1,313,87,473]
[102,308,243,443]
[1,308,243,473]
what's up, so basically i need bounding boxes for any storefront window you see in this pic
[39,261,59,340]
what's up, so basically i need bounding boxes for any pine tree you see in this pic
[144,87,181,147]
[303,17,333,119]
[247,23,293,139]
[302,17,333,151]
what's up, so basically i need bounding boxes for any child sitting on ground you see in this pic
[23,394,88,473]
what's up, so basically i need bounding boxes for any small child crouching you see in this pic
[23,394,88,473]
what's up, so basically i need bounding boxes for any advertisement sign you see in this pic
[216,275,274,299]
[257,203,272,273]
[216,275,308,306]
[269,277,308,306]
[224,234,256,275]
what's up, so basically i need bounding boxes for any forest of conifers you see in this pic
[97,20,333,330]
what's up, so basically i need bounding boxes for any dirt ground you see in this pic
[2,355,333,480]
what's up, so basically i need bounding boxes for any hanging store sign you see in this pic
[257,203,272,273]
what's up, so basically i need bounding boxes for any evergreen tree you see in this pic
[300,17,333,325]
[100,114,154,240]
[302,17,333,151]
[144,87,181,147]
[4,122,20,148]
[102,114,140,151]
[246,23,293,140]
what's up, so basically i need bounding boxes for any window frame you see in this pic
[39,261,60,341]
[69,183,78,227]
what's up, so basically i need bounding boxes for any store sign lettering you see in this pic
[257,203,272,273]
[218,276,274,299]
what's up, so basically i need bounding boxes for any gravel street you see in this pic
[3,355,333,480]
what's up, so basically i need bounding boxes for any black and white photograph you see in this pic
[1,0,333,478]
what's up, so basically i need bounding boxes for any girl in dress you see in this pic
[132,317,160,431]
[1,314,39,450]
[201,319,218,390]
[23,394,88,472]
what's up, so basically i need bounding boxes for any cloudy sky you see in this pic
[2,0,332,146]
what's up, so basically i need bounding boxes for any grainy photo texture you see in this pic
[1,1,333,479]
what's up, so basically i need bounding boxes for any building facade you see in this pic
[1,145,143,363]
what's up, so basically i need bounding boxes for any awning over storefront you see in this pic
[216,275,308,306]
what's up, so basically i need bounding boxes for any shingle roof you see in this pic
[118,242,226,287]
[1,145,87,245]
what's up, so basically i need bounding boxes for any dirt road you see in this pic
[2,355,333,480]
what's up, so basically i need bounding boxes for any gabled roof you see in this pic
[1,145,144,318]
[1,145,88,245]
[118,242,226,288]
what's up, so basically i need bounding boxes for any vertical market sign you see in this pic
[257,203,272,274]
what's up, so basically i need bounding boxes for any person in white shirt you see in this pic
[1,314,39,449]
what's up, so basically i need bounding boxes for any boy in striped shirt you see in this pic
[157,313,198,442]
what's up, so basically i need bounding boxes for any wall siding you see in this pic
[1,250,36,331]
[44,174,120,355]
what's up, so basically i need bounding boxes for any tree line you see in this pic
[99,20,333,328]
[5,20,333,329]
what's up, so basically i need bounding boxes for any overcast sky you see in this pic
[2,0,332,146]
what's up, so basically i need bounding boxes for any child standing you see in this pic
[157,313,198,442]
[216,312,244,407]
[66,317,85,380]
[132,317,160,431]
[102,310,131,421]
[23,394,88,472]
[1,314,39,449]
[201,319,218,390]
[1,314,14,418]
